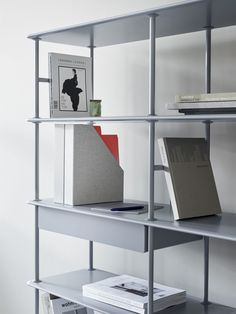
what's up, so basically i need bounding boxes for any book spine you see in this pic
[83,290,145,314]
[158,138,179,220]
[48,54,54,117]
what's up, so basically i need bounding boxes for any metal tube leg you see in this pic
[148,227,154,314]
[35,289,39,314]
[205,27,211,94]
[34,38,40,314]
[202,25,212,305]
[89,44,95,271]
[203,236,210,305]
[147,13,156,314]
[35,205,40,283]
[89,241,94,271]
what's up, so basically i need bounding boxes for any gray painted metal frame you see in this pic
[29,1,236,314]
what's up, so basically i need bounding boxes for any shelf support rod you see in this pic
[34,37,40,314]
[148,13,156,314]
[203,25,212,306]
[88,41,95,271]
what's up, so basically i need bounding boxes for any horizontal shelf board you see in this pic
[28,0,236,47]
[28,269,131,314]
[28,114,236,124]
[30,199,236,242]
[28,269,236,314]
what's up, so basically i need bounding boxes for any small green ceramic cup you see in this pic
[89,99,102,117]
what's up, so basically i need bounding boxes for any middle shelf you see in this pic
[30,199,236,247]
[28,113,236,124]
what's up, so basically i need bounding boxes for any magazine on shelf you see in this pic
[49,53,92,117]
[175,92,236,103]
[167,100,236,114]
[158,137,221,220]
[41,293,89,314]
[82,275,186,313]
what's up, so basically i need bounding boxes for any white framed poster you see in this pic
[49,53,92,117]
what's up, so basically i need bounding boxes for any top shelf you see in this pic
[28,0,236,47]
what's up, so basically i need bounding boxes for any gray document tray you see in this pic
[37,202,201,252]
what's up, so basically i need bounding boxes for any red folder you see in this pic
[94,126,119,162]
[94,125,102,135]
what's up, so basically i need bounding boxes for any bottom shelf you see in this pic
[28,269,236,314]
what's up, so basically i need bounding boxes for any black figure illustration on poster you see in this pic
[62,68,83,111]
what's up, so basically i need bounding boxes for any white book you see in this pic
[82,275,185,310]
[41,294,88,314]
[49,53,92,118]
[175,92,236,103]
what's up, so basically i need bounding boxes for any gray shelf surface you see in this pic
[28,113,236,124]
[28,0,236,47]
[28,269,236,314]
[30,199,236,242]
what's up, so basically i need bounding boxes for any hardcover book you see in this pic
[49,53,92,117]
[82,275,186,314]
[158,137,221,220]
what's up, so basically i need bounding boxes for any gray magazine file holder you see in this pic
[54,124,124,205]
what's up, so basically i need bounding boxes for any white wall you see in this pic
[1,0,236,313]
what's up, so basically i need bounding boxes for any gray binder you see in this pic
[55,124,123,205]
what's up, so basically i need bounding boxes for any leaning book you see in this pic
[41,293,91,314]
[82,275,186,313]
[49,53,92,117]
[158,137,221,220]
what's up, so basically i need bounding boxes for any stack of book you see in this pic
[167,92,236,114]
[82,275,186,313]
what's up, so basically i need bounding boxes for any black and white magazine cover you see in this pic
[41,293,91,314]
[49,53,92,117]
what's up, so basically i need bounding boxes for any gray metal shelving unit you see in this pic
[28,0,236,313]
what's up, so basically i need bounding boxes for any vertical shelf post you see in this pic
[147,13,156,314]
[88,33,95,271]
[203,25,212,306]
[34,37,40,314]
